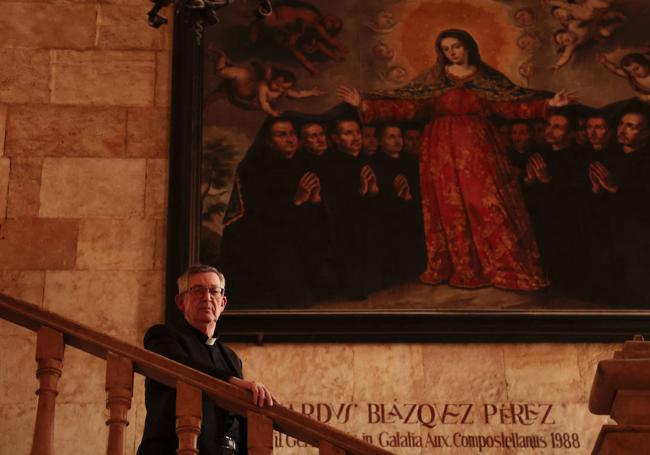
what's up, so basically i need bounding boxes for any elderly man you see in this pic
[137,264,274,455]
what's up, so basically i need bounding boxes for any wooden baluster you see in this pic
[320,440,345,455]
[105,353,133,455]
[247,411,273,455]
[176,382,202,455]
[31,326,65,455]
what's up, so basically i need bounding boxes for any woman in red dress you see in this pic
[338,29,574,291]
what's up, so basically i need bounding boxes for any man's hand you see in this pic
[294,172,320,206]
[589,161,618,193]
[527,153,551,183]
[228,377,275,407]
[393,174,412,200]
[360,165,379,196]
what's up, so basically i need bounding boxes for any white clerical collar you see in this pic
[205,337,217,346]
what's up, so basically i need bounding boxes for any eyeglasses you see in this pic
[186,285,224,298]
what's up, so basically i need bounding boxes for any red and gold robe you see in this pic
[361,71,549,290]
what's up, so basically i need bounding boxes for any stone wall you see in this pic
[0,0,170,452]
[0,2,618,454]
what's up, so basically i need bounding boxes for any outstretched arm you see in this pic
[287,86,325,98]
[598,53,627,78]
[228,377,276,407]
[257,82,281,117]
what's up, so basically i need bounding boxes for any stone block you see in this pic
[0,104,7,156]
[0,331,37,404]
[0,270,44,304]
[0,157,8,217]
[6,157,41,217]
[126,108,169,158]
[0,49,50,104]
[44,270,165,345]
[0,404,38,455]
[51,50,155,107]
[0,218,78,270]
[422,344,508,403]
[504,344,585,403]
[97,4,164,50]
[0,3,96,49]
[352,344,424,401]
[234,344,354,402]
[6,105,126,158]
[153,219,166,270]
[155,50,171,107]
[76,219,156,270]
[145,158,168,218]
[39,158,146,218]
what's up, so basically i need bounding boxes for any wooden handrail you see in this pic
[0,293,393,455]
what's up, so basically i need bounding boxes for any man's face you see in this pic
[586,117,611,150]
[404,130,421,155]
[334,120,362,156]
[545,115,572,149]
[380,126,403,158]
[301,123,328,155]
[362,126,378,156]
[176,272,226,335]
[511,123,531,152]
[269,121,298,158]
[575,119,588,145]
[618,113,649,151]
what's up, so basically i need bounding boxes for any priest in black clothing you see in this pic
[220,118,316,307]
[593,107,650,306]
[321,118,384,299]
[524,109,587,297]
[372,124,425,283]
[138,264,275,455]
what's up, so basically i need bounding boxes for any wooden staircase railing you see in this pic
[0,293,394,455]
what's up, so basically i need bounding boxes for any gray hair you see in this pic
[176,264,226,294]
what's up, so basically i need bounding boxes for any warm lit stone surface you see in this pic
[6,105,126,158]
[51,50,156,106]
[0,270,44,304]
[44,270,164,344]
[0,49,50,104]
[126,108,169,158]
[145,159,168,218]
[153,219,166,270]
[6,157,42,217]
[0,3,96,49]
[352,344,424,401]
[53,403,110,454]
[0,105,7,155]
[422,344,507,403]
[576,343,618,398]
[504,344,585,403]
[0,328,36,403]
[0,404,37,454]
[39,158,146,218]
[0,218,78,270]
[235,344,355,402]
[58,347,108,404]
[155,51,171,107]
[97,4,165,50]
[0,157,8,217]
[77,219,156,270]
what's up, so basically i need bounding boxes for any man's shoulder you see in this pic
[143,324,190,346]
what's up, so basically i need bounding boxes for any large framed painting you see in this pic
[166,0,650,341]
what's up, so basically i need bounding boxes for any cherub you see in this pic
[599,52,650,102]
[364,11,398,34]
[378,65,408,85]
[248,1,348,76]
[517,32,541,53]
[519,59,534,83]
[548,1,625,39]
[205,46,324,116]
[551,22,590,71]
[514,7,536,28]
[373,41,395,62]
